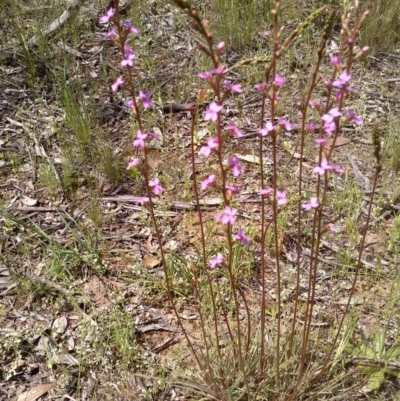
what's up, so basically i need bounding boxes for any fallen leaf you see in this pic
[330,40,339,52]
[52,316,68,334]
[146,234,154,252]
[336,295,361,306]
[61,353,79,366]
[237,154,260,164]
[147,156,162,170]
[136,323,178,333]
[364,232,378,245]
[22,196,37,206]
[142,255,161,269]
[150,126,163,146]
[326,136,349,148]
[196,127,209,141]
[288,149,304,159]
[16,383,54,401]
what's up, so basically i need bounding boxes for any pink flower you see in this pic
[105,29,117,39]
[322,108,342,134]
[122,21,139,34]
[329,54,341,66]
[279,119,293,131]
[215,206,237,225]
[234,230,250,247]
[227,122,243,137]
[203,102,223,122]
[360,46,369,54]
[347,110,362,125]
[216,42,225,51]
[201,174,216,191]
[121,45,137,67]
[99,8,115,24]
[121,53,135,67]
[209,254,224,269]
[313,158,333,175]
[111,75,124,92]
[148,131,161,142]
[214,66,226,76]
[255,83,266,91]
[136,197,149,205]
[307,123,317,132]
[225,185,239,197]
[223,81,243,93]
[323,120,336,134]
[315,138,327,148]
[309,100,320,108]
[332,70,352,88]
[277,191,288,206]
[274,74,286,87]
[139,91,153,109]
[149,178,164,195]
[199,70,214,79]
[199,137,219,158]
[126,99,135,109]
[302,197,319,211]
[133,130,147,148]
[259,188,273,196]
[259,121,275,137]
[332,164,344,174]
[322,107,342,123]
[226,156,244,177]
[126,158,140,170]
[124,44,135,55]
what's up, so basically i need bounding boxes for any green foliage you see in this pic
[360,0,400,55]
[209,0,273,50]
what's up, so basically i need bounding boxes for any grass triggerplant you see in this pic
[98,0,380,399]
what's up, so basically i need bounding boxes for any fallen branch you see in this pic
[352,357,400,370]
[101,196,222,209]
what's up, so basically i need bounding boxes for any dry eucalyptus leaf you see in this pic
[196,127,209,141]
[61,353,79,366]
[336,295,361,306]
[152,126,163,145]
[34,262,45,276]
[52,316,68,334]
[237,154,260,164]
[326,136,349,148]
[142,255,161,269]
[22,196,38,206]
[288,149,303,159]
[68,336,75,351]
[330,40,339,52]
[147,156,163,170]
[180,314,197,320]
[16,383,54,401]
[146,234,154,252]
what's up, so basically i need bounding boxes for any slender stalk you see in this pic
[258,91,267,376]
[289,10,336,358]
[112,0,204,371]
[270,2,281,385]
[188,100,222,365]
[307,141,380,389]
[258,66,273,378]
